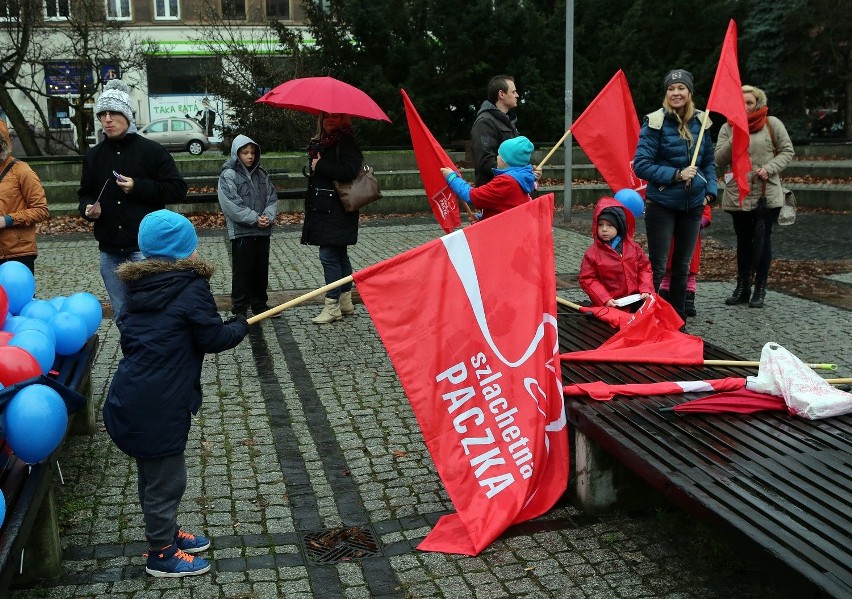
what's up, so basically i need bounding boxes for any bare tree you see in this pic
[0,0,154,155]
[185,0,309,151]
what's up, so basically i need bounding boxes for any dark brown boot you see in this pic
[725,277,751,305]
[749,280,766,308]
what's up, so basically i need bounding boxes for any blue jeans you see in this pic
[318,245,353,300]
[137,452,186,548]
[645,201,703,319]
[100,250,144,321]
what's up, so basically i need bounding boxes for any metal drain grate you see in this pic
[301,525,380,564]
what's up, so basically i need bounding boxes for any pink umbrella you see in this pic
[256,76,391,122]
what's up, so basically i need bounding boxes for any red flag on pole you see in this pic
[571,70,646,196]
[563,377,747,401]
[560,295,704,365]
[401,89,462,233]
[354,197,567,555]
[706,20,752,203]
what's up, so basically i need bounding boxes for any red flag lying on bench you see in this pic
[354,198,567,555]
[561,294,704,365]
[564,377,747,401]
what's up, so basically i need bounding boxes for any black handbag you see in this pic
[333,164,382,212]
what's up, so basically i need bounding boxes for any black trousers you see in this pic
[231,236,270,312]
[0,255,36,274]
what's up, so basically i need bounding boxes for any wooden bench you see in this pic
[0,334,99,593]
[558,312,851,599]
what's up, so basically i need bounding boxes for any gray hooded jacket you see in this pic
[217,134,278,240]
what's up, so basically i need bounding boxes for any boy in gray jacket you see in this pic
[217,135,278,317]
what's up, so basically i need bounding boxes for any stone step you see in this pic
[42,180,852,217]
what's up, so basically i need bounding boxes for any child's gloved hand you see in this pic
[225,314,247,326]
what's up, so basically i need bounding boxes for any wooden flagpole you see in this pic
[689,110,712,167]
[247,276,354,324]
[537,129,572,170]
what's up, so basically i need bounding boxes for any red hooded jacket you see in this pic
[579,197,654,306]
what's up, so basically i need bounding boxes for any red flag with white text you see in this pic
[561,294,704,365]
[571,70,646,196]
[401,88,462,232]
[707,20,752,203]
[563,378,747,401]
[354,197,567,555]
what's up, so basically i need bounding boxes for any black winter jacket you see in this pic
[471,101,519,186]
[300,134,362,247]
[78,133,188,253]
[103,258,248,458]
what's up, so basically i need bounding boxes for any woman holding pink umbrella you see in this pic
[301,112,363,324]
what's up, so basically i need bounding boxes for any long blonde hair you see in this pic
[312,112,353,140]
[663,96,696,146]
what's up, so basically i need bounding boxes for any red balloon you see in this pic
[0,346,41,386]
[0,286,8,328]
[0,331,13,347]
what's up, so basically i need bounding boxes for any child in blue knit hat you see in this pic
[440,135,537,221]
[103,209,249,578]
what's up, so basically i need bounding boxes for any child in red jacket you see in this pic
[579,197,654,308]
[440,136,536,220]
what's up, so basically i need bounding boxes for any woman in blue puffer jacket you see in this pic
[633,69,717,322]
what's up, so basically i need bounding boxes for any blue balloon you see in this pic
[0,489,5,527]
[2,315,28,334]
[48,312,88,356]
[49,296,67,311]
[9,330,55,375]
[614,188,645,219]
[0,262,35,315]
[15,317,57,347]
[5,384,68,464]
[60,292,103,338]
[20,299,59,322]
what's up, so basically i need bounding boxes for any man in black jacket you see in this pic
[78,79,187,323]
[471,75,521,186]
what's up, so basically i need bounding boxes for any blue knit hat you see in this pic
[138,210,198,260]
[498,136,534,167]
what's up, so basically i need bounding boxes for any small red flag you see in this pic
[561,295,704,365]
[564,378,747,401]
[401,89,462,233]
[354,198,567,555]
[706,20,752,203]
[571,70,646,196]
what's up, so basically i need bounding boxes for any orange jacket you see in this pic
[0,124,49,259]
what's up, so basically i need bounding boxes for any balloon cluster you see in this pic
[0,262,102,496]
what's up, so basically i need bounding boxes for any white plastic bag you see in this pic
[746,342,852,420]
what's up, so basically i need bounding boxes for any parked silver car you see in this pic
[138,117,211,155]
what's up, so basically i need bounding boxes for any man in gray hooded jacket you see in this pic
[217,134,278,317]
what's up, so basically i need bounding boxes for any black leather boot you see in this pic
[725,277,751,305]
[749,280,766,308]
[685,291,696,317]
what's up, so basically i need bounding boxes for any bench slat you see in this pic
[560,312,852,598]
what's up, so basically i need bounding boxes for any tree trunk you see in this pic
[0,87,43,156]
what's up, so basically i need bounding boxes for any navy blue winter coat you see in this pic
[633,108,717,212]
[103,258,248,458]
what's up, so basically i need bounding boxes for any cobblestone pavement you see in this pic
[10,214,850,599]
